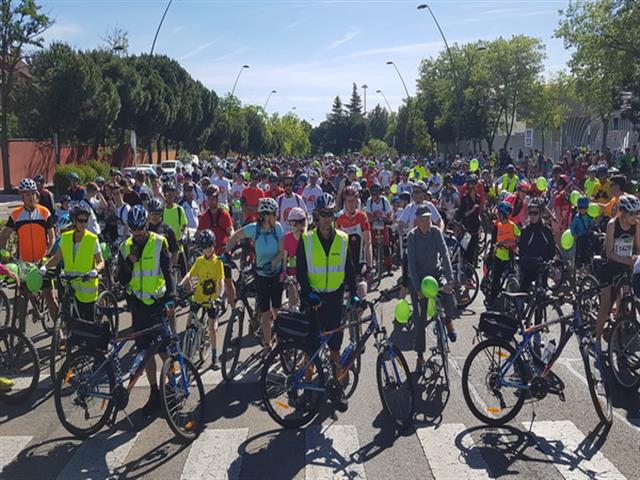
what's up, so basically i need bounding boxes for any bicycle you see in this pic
[261,290,414,429]
[444,222,479,308]
[5,261,54,335]
[420,295,450,385]
[53,301,205,442]
[461,287,612,426]
[180,295,222,368]
[0,325,40,403]
[370,218,387,289]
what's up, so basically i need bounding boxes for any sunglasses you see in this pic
[76,218,89,224]
[289,220,304,226]
[318,210,334,217]
[283,183,293,188]
[131,226,147,232]
[528,210,540,216]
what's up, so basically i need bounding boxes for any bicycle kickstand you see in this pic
[121,409,135,430]
[527,404,537,433]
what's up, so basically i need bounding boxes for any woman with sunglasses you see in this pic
[225,197,284,356]
[282,207,307,309]
[516,197,555,293]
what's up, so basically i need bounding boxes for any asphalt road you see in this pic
[2,272,640,480]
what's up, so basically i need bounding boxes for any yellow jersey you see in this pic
[188,255,225,303]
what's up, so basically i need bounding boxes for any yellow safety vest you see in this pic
[60,230,99,303]
[162,205,185,238]
[302,229,348,293]
[501,175,518,193]
[120,232,168,305]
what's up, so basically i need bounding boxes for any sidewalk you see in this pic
[0,194,22,218]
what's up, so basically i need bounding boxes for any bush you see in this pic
[361,139,397,158]
[52,162,104,197]
[87,159,111,179]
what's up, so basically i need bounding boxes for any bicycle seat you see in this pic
[501,292,529,301]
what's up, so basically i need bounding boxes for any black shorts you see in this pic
[129,296,165,350]
[597,260,630,287]
[315,291,344,352]
[256,274,283,313]
[401,253,408,288]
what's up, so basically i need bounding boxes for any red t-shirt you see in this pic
[242,186,265,223]
[336,210,370,265]
[266,186,284,200]
[197,208,234,255]
[459,183,485,206]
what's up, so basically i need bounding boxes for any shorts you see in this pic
[311,291,344,352]
[129,295,165,350]
[256,274,283,313]
[76,300,95,323]
[596,260,630,286]
[401,253,408,288]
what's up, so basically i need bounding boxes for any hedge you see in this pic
[53,160,111,197]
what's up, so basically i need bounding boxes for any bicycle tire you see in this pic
[34,294,55,336]
[347,309,362,375]
[376,343,414,428]
[609,316,640,390]
[221,306,244,382]
[0,326,40,403]
[342,364,359,399]
[261,341,325,429]
[49,316,70,385]
[580,340,613,425]
[95,290,120,335]
[525,301,565,364]
[461,338,526,426]
[436,317,449,384]
[54,349,115,438]
[0,289,11,327]
[160,354,206,442]
[454,262,479,309]
[197,309,211,367]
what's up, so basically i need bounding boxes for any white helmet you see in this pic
[18,178,37,192]
[619,195,640,213]
[258,197,278,215]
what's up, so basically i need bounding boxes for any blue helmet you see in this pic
[57,213,73,231]
[497,201,513,216]
[127,204,148,230]
[315,193,336,211]
[577,196,589,209]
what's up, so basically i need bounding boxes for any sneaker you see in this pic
[142,387,161,416]
[333,393,349,413]
[211,357,220,371]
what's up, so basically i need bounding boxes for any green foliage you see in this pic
[361,138,397,157]
[87,159,111,179]
[52,163,97,195]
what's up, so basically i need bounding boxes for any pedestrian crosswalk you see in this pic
[0,420,630,480]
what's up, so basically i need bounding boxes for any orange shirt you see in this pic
[6,205,53,262]
[241,186,265,223]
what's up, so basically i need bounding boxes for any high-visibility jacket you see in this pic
[302,229,348,293]
[163,205,186,239]
[500,175,518,193]
[120,232,168,305]
[60,230,99,303]
[494,220,520,261]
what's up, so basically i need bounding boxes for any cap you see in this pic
[416,205,432,218]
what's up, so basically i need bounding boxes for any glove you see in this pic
[39,266,47,276]
[307,292,321,307]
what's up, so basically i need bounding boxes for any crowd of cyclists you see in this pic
[2,143,640,437]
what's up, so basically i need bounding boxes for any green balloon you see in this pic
[587,203,600,218]
[100,242,110,261]
[233,199,241,210]
[536,177,548,191]
[5,263,17,276]
[421,276,439,299]
[394,299,411,324]
[469,158,479,172]
[560,229,575,250]
[390,184,398,194]
[427,297,436,318]
[25,266,43,294]
[570,190,581,207]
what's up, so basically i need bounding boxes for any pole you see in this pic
[231,65,249,97]
[376,90,392,112]
[361,84,368,114]
[263,90,276,110]
[150,0,173,57]
[386,62,410,99]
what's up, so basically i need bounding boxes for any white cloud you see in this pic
[344,41,444,59]
[284,17,309,30]
[179,41,215,61]
[210,46,249,63]
[43,22,83,42]
[172,25,189,34]
[324,30,358,51]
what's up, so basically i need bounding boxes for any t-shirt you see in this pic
[242,187,265,223]
[197,208,234,255]
[115,204,131,242]
[399,202,442,230]
[302,185,324,212]
[277,193,306,233]
[378,170,393,187]
[7,205,54,262]
[211,177,232,205]
[230,182,245,204]
[181,199,200,229]
[243,222,284,277]
[366,197,392,229]
[79,198,101,236]
[336,210,370,265]
[189,255,225,303]
[283,231,300,275]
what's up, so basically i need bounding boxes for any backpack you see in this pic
[278,194,301,214]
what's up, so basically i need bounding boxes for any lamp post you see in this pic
[361,84,368,114]
[231,65,250,97]
[263,89,277,110]
[385,61,410,99]
[376,89,393,112]
[150,0,174,57]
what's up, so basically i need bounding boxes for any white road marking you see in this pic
[0,436,32,473]
[56,431,138,480]
[416,423,492,480]
[180,428,248,480]
[525,420,626,480]
[305,424,366,480]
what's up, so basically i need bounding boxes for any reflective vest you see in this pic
[495,220,520,261]
[120,232,168,305]
[60,230,99,303]
[302,229,348,293]
[501,175,518,193]
[584,177,599,198]
[163,205,185,239]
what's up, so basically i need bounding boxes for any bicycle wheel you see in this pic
[376,343,414,428]
[95,290,120,335]
[35,294,55,336]
[578,274,600,336]
[0,289,11,327]
[461,338,526,426]
[454,262,479,309]
[54,349,115,438]
[580,340,613,425]
[609,317,640,390]
[197,310,211,367]
[0,326,40,403]
[346,309,361,375]
[436,317,449,384]
[261,341,325,429]
[221,306,245,382]
[160,354,206,442]
[49,316,69,384]
[525,301,565,364]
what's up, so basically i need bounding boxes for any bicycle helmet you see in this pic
[497,201,513,216]
[148,197,164,214]
[577,196,590,209]
[95,176,105,185]
[287,207,306,222]
[268,172,279,182]
[57,213,73,231]
[18,178,37,192]
[59,194,71,203]
[596,165,608,179]
[347,164,358,174]
[343,186,358,198]
[316,193,336,211]
[34,174,45,184]
[127,204,149,230]
[68,172,80,181]
[528,197,545,209]
[399,192,411,203]
[391,195,400,205]
[71,202,91,219]
[258,197,278,215]
[298,174,308,184]
[618,195,640,213]
[196,229,216,249]
[163,181,176,191]
[370,183,383,195]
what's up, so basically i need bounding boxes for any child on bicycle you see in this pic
[571,196,596,269]
[178,229,224,370]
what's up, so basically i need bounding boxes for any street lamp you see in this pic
[231,65,250,97]
[376,89,393,112]
[263,89,277,110]
[150,0,174,57]
[386,61,410,99]
[361,84,368,114]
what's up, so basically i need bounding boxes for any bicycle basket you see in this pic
[69,318,112,351]
[274,311,312,342]
[478,312,519,340]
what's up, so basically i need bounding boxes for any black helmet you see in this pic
[71,202,91,220]
[148,198,164,214]
[196,229,216,249]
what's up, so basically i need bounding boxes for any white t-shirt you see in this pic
[277,193,307,233]
[378,170,393,187]
[428,174,443,195]
[211,177,232,205]
[115,203,131,242]
[181,199,200,229]
[397,181,413,194]
[79,199,101,236]
[399,201,442,229]
[55,207,70,220]
[302,185,324,211]
[230,182,245,204]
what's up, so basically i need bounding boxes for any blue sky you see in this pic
[40,0,572,125]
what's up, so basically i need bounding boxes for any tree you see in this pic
[367,104,389,140]
[345,83,362,116]
[0,0,51,191]
[100,26,129,56]
[361,138,396,158]
[324,96,348,153]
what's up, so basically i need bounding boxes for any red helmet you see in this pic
[517,182,530,192]
[343,186,358,197]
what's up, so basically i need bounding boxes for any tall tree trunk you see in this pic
[1,78,13,192]
[165,139,169,160]
[601,114,609,153]
[156,138,162,163]
[146,141,152,164]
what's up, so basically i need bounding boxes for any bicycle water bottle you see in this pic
[340,342,354,366]
[130,348,147,376]
[541,339,557,364]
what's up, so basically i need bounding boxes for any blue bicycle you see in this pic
[53,301,205,442]
[261,290,414,429]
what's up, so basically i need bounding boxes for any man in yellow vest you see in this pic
[296,193,357,412]
[495,164,519,194]
[162,182,188,275]
[44,203,104,322]
[118,204,175,417]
